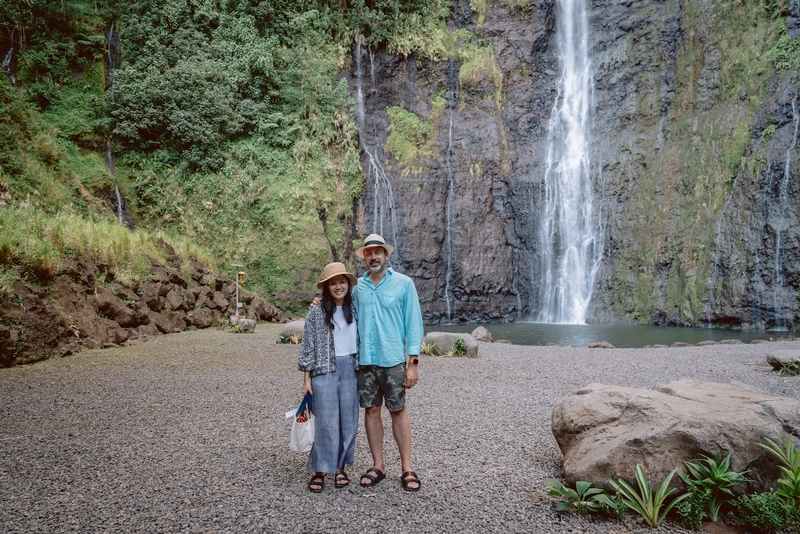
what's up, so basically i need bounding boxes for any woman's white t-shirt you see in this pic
[332,306,357,356]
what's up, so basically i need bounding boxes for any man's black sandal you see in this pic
[308,474,324,493]
[334,471,350,489]
[360,467,385,487]
[401,471,421,492]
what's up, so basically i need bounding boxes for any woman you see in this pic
[297,262,359,492]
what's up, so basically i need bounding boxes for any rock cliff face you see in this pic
[350,0,800,329]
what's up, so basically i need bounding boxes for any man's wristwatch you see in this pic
[409,357,419,366]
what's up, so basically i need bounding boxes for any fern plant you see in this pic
[609,465,688,527]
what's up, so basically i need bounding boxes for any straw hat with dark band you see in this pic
[316,262,358,289]
[355,233,395,258]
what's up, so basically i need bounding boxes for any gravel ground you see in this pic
[1,324,799,533]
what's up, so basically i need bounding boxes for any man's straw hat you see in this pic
[316,262,358,289]
[355,233,395,258]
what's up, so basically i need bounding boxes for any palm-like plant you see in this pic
[759,436,800,532]
[609,464,688,528]
[680,452,749,522]
[544,479,608,516]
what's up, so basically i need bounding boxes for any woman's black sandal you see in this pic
[308,473,325,493]
[360,467,385,487]
[334,471,350,489]
[401,471,421,492]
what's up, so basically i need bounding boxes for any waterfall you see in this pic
[772,91,799,329]
[444,60,458,322]
[705,174,739,322]
[354,36,399,252]
[2,30,15,85]
[534,0,602,324]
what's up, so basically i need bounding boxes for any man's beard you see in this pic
[368,261,385,274]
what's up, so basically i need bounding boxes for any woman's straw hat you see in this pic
[316,262,358,289]
[355,233,395,258]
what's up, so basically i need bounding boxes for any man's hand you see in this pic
[309,297,321,309]
[403,362,418,389]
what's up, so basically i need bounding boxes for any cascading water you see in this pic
[354,36,399,252]
[534,0,602,324]
[444,60,458,321]
[772,90,799,329]
[2,30,15,85]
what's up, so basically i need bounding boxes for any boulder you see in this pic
[137,323,159,337]
[719,339,744,345]
[142,283,163,311]
[471,326,493,342]
[587,341,615,348]
[95,286,136,327]
[281,320,306,337]
[230,315,256,333]
[169,271,189,288]
[186,308,213,329]
[165,311,187,332]
[422,332,479,357]
[695,340,717,346]
[147,311,172,334]
[0,325,19,361]
[766,349,800,370]
[251,295,284,322]
[551,379,800,493]
[211,291,230,311]
[165,289,186,312]
[670,341,692,348]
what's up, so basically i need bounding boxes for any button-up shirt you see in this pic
[352,268,423,368]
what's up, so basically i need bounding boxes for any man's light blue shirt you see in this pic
[352,268,423,368]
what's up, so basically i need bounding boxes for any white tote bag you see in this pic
[285,393,315,453]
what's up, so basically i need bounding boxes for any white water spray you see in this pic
[444,79,456,321]
[354,37,399,250]
[535,0,602,324]
[773,91,799,329]
[2,30,15,85]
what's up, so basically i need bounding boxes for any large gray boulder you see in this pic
[229,315,256,333]
[422,332,478,357]
[551,379,800,492]
[281,320,305,338]
[471,326,493,342]
[767,349,800,370]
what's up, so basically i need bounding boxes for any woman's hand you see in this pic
[302,372,313,395]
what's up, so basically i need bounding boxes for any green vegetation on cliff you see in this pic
[612,0,789,325]
[0,0,450,310]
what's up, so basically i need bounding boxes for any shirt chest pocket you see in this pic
[378,293,400,310]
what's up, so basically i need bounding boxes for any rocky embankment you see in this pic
[0,253,284,367]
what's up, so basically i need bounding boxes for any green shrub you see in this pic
[778,359,800,376]
[420,342,440,355]
[759,436,800,532]
[609,465,688,528]
[734,491,790,532]
[445,337,468,356]
[680,452,749,522]
[544,479,609,516]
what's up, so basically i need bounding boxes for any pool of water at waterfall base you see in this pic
[425,323,792,348]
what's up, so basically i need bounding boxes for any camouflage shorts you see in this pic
[357,362,407,412]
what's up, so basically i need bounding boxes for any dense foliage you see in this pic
[0,0,451,306]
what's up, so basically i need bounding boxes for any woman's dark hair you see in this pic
[321,277,354,329]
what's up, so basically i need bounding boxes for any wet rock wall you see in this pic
[351,0,800,329]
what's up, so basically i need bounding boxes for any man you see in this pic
[352,234,423,492]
